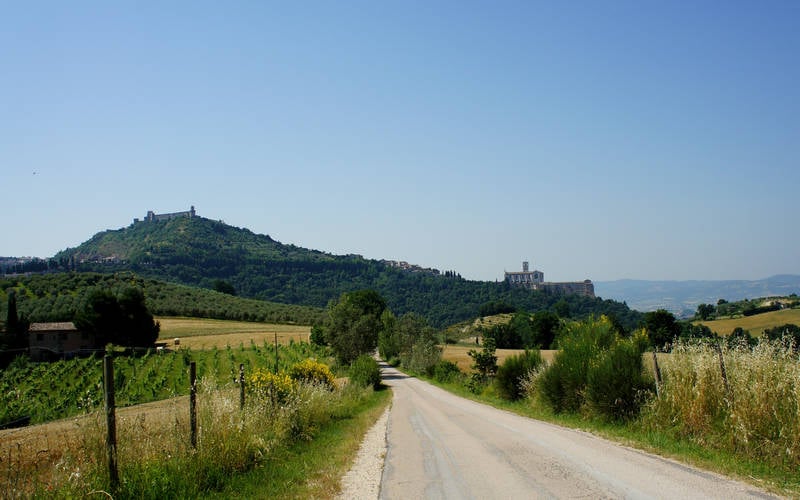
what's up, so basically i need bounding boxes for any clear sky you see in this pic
[2,1,798,282]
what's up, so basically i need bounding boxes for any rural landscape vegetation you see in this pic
[1,215,799,497]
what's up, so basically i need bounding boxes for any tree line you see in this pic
[51,216,643,328]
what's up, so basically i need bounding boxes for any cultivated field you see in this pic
[696,308,800,336]
[157,317,311,350]
[441,345,558,371]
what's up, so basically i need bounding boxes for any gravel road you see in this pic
[340,361,777,500]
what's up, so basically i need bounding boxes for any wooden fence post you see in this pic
[651,351,662,397]
[239,363,245,411]
[274,333,279,374]
[716,343,733,404]
[103,355,119,488]
[189,361,197,449]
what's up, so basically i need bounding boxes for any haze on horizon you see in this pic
[2,2,798,283]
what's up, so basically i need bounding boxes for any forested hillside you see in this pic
[43,217,642,328]
[0,273,325,325]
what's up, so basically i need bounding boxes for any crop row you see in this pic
[0,341,330,426]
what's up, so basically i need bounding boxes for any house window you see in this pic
[36,333,44,342]
[59,333,67,340]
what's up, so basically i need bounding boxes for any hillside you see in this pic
[697,308,800,337]
[0,272,325,325]
[41,216,643,328]
[595,275,800,317]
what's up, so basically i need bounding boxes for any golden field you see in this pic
[157,317,311,350]
[696,308,800,336]
[441,344,558,372]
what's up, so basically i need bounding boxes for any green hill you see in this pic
[0,272,324,325]
[46,216,641,328]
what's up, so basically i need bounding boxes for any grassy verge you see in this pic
[419,373,800,497]
[211,387,391,499]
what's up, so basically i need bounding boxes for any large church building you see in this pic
[504,261,594,297]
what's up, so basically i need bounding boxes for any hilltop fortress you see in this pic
[134,206,196,224]
[505,261,595,297]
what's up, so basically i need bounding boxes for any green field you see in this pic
[696,307,800,336]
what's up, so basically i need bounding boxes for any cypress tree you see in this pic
[6,290,19,334]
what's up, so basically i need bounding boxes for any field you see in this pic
[696,308,800,336]
[157,317,311,350]
[0,339,386,497]
[441,344,558,371]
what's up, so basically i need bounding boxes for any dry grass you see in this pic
[643,339,800,467]
[1,377,383,498]
[0,396,189,496]
[696,308,800,336]
[157,317,311,350]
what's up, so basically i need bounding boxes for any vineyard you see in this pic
[0,341,330,427]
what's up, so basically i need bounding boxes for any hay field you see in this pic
[441,345,558,372]
[696,308,800,336]
[157,317,311,350]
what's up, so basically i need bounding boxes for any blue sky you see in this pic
[2,1,798,282]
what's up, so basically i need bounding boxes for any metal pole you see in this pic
[103,355,119,488]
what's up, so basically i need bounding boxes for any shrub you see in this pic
[310,324,326,346]
[289,358,336,389]
[432,360,462,383]
[539,317,616,413]
[495,350,543,401]
[585,332,653,420]
[468,337,497,380]
[349,355,381,389]
[249,369,297,404]
[401,337,442,375]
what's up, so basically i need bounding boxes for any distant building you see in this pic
[28,322,100,361]
[504,261,544,288]
[505,262,595,298]
[134,206,196,224]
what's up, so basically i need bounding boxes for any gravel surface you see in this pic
[336,404,391,500]
[379,363,776,499]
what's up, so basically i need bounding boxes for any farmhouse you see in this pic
[28,322,100,361]
[505,261,595,298]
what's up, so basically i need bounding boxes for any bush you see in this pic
[401,337,442,375]
[432,360,462,383]
[539,317,616,413]
[349,355,381,389]
[585,332,653,420]
[249,369,297,404]
[289,358,336,388]
[495,350,543,400]
[467,337,497,379]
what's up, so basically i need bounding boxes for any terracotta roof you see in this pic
[29,322,77,331]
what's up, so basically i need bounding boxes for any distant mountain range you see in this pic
[595,275,800,317]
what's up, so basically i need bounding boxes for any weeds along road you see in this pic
[378,362,775,500]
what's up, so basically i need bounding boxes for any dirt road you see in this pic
[379,363,774,499]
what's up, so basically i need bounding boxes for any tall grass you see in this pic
[642,338,800,468]
[4,365,376,498]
